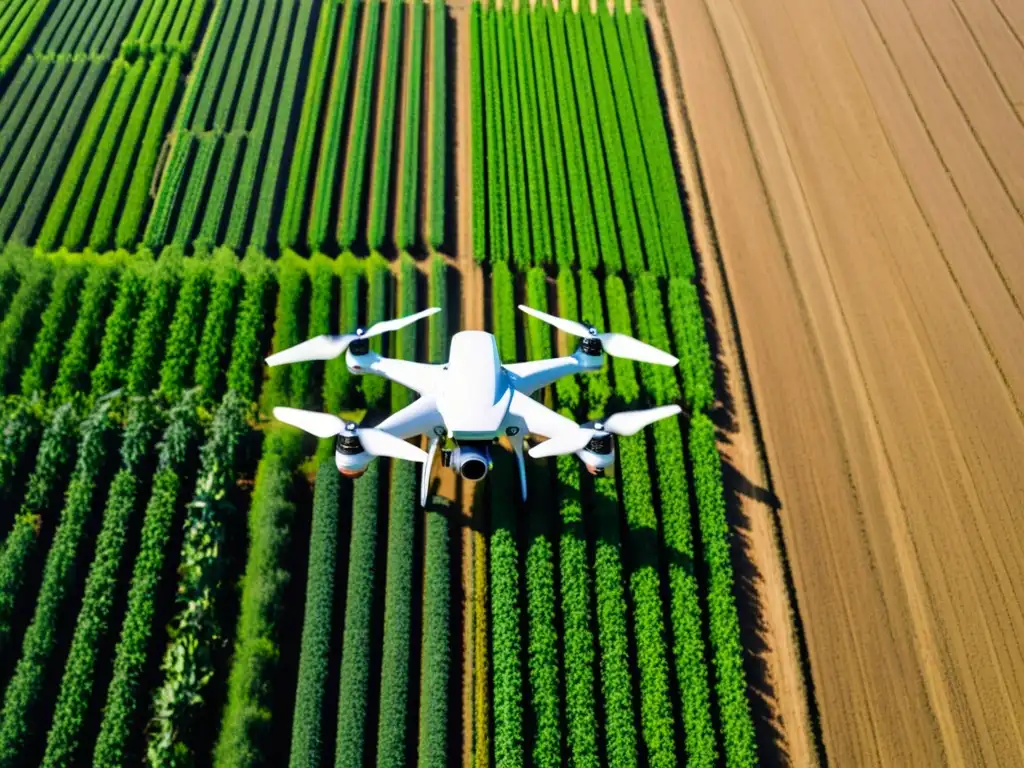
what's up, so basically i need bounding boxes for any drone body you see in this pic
[267,306,682,505]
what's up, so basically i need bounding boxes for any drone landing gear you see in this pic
[420,436,441,507]
[508,434,528,501]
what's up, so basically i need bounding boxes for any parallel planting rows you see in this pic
[471,3,758,767]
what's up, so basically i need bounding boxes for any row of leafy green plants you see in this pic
[470,3,694,279]
[0,246,457,767]
[481,257,757,766]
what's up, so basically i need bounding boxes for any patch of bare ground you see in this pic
[657,0,1024,763]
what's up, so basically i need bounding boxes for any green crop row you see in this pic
[159,259,211,397]
[189,0,246,130]
[41,400,160,768]
[0,396,46,513]
[366,0,405,250]
[531,11,574,269]
[483,5,508,263]
[127,253,181,396]
[289,463,348,768]
[0,397,116,765]
[427,0,446,249]
[417,498,451,767]
[226,250,273,403]
[0,256,51,394]
[36,67,125,251]
[263,253,310,412]
[337,0,383,249]
[689,413,758,766]
[524,267,551,360]
[623,10,694,278]
[214,429,301,767]
[513,10,551,267]
[193,248,241,397]
[251,0,316,249]
[334,460,382,766]
[117,56,181,248]
[323,256,361,414]
[308,0,360,251]
[198,134,246,248]
[491,260,516,362]
[470,1,485,261]
[618,430,680,768]
[597,7,666,276]
[554,269,581,411]
[587,473,639,767]
[578,9,645,276]
[376,460,418,766]
[396,0,425,250]
[0,402,78,649]
[561,9,620,274]
[91,392,205,766]
[632,274,681,405]
[668,276,715,412]
[361,253,390,408]
[144,131,194,248]
[0,0,50,74]
[64,59,146,250]
[91,261,147,396]
[524,464,563,768]
[429,254,447,364]
[91,56,165,250]
[489,450,525,768]
[173,133,219,245]
[210,0,262,131]
[280,1,339,249]
[393,252,418,412]
[496,9,529,269]
[146,391,250,767]
[19,264,84,396]
[304,253,335,412]
[555,447,599,768]
[53,262,118,402]
[602,275,639,405]
[547,10,598,271]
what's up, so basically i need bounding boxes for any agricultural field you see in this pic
[4,0,1021,765]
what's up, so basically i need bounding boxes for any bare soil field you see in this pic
[654,0,1024,763]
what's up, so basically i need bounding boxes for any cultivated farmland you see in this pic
[3,0,1022,765]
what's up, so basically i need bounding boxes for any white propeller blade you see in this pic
[266,336,352,367]
[272,407,345,438]
[601,404,682,436]
[528,429,595,459]
[527,404,683,458]
[517,304,592,338]
[517,305,678,367]
[363,307,442,338]
[359,429,429,463]
[265,307,441,366]
[599,334,678,367]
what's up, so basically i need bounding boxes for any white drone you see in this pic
[266,306,683,505]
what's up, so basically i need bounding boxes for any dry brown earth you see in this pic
[654,0,1024,763]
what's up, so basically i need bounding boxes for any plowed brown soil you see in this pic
[655,0,1024,763]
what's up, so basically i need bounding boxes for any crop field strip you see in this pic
[0,0,775,766]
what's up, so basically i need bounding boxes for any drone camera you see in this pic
[335,433,363,455]
[580,336,603,357]
[452,441,491,481]
[586,433,613,455]
[348,337,370,356]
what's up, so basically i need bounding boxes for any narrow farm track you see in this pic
[660,0,1024,763]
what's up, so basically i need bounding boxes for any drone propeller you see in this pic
[272,407,429,463]
[265,307,442,367]
[528,404,682,459]
[517,305,678,367]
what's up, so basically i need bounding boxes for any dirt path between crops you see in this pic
[656,0,1024,763]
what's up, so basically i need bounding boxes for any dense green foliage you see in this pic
[323,257,361,414]
[0,398,116,766]
[214,430,301,767]
[429,254,448,364]
[470,2,486,261]
[226,251,273,402]
[53,263,118,402]
[496,9,529,269]
[427,0,446,249]
[193,250,242,397]
[289,465,348,768]
[91,262,148,396]
[127,253,181,396]
[159,260,211,397]
[20,264,85,396]
[90,392,202,766]
[484,6,509,263]
[41,401,160,768]
[690,414,758,767]
[361,254,390,408]
[669,277,715,412]
[491,260,516,362]
[416,498,451,768]
[334,461,381,767]
[0,262,51,394]
[396,0,425,250]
